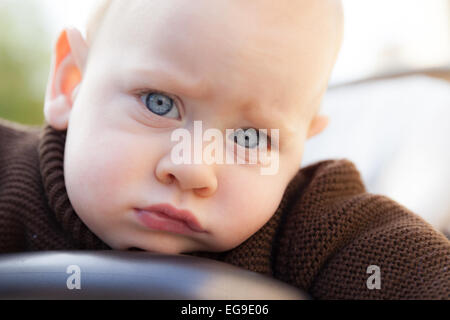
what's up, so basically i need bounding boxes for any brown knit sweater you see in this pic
[0,118,449,299]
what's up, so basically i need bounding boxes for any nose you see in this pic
[155,153,218,197]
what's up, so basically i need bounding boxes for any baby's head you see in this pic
[43,0,343,254]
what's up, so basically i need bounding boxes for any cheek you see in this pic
[64,128,155,216]
[213,168,288,249]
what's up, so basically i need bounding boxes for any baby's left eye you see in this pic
[229,128,270,149]
[140,92,180,119]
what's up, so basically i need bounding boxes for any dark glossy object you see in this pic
[0,251,309,300]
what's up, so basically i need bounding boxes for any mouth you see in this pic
[134,203,207,235]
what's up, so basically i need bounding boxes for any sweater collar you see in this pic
[38,125,110,250]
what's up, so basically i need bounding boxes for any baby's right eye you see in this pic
[140,92,181,119]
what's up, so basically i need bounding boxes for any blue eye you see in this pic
[140,92,180,119]
[229,128,269,149]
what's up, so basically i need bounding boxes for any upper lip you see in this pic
[136,203,206,233]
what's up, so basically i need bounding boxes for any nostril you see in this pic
[195,187,213,197]
[166,174,175,184]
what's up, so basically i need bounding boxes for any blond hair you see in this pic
[85,0,113,46]
[83,0,343,120]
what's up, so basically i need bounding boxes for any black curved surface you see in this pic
[0,251,309,300]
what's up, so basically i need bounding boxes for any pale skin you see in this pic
[44,0,343,254]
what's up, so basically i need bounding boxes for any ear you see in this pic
[307,114,329,139]
[44,28,88,130]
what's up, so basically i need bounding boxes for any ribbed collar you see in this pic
[38,125,110,250]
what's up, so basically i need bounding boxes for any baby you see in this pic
[45,0,342,254]
[0,0,449,299]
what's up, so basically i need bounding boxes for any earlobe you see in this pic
[44,95,70,131]
[44,28,88,130]
[307,115,329,139]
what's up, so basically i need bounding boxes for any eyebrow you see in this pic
[131,67,209,99]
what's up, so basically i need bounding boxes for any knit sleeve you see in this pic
[309,195,450,299]
[273,160,450,300]
[0,120,35,252]
[0,119,24,253]
[0,212,26,253]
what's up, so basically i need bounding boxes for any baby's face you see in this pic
[62,0,341,253]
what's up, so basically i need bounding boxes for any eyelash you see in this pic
[135,89,273,149]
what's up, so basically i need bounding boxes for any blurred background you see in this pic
[0,0,449,234]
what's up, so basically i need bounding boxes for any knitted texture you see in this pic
[0,119,449,299]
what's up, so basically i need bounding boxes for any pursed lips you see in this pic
[135,203,207,234]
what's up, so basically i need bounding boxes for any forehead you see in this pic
[92,0,338,131]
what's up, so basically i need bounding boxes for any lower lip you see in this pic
[135,209,199,235]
